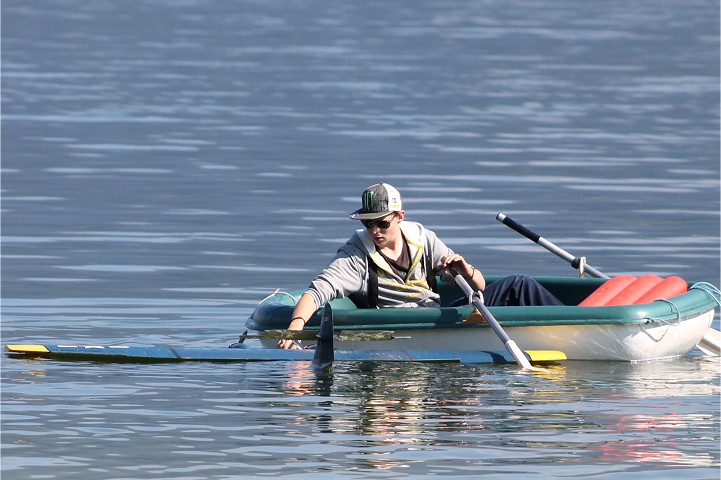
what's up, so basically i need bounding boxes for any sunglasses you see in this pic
[361,216,395,230]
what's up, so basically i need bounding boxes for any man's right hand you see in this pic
[276,317,305,349]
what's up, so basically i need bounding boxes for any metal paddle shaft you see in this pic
[451,271,534,370]
[496,213,609,279]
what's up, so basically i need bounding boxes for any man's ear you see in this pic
[396,210,406,221]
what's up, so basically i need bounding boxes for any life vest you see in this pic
[348,222,438,308]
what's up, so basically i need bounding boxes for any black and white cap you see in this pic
[348,183,403,220]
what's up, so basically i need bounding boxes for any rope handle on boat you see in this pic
[257,288,300,306]
[655,299,682,326]
[646,283,720,328]
[690,282,721,307]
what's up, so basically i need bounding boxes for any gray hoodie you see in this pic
[305,221,455,309]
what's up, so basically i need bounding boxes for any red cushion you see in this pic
[579,275,688,306]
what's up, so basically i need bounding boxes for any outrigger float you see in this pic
[6,214,720,367]
[5,303,566,369]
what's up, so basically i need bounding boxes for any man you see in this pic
[277,183,561,349]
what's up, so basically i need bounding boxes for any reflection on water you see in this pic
[2,354,719,476]
[269,359,720,472]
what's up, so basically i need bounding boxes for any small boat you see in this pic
[247,275,721,362]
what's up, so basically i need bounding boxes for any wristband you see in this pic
[291,316,305,323]
[466,266,475,279]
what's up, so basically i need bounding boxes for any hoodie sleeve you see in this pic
[305,243,367,308]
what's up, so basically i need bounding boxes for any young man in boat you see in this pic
[277,182,562,349]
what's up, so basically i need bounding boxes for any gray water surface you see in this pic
[2,1,719,478]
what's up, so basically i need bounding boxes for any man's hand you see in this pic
[438,253,473,277]
[276,318,305,349]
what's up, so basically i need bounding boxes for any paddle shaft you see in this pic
[452,270,533,370]
[496,213,609,279]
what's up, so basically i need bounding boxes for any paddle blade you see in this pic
[504,339,533,370]
[696,328,721,357]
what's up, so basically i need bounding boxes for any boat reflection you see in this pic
[278,357,719,469]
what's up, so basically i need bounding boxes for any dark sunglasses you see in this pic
[361,216,395,230]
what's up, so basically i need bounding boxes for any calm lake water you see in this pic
[2,1,719,478]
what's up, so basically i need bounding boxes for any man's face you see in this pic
[362,212,404,247]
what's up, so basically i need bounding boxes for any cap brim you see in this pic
[348,209,392,220]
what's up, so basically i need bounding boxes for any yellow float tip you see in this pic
[525,350,567,362]
[5,345,50,353]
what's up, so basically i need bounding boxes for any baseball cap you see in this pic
[348,183,403,220]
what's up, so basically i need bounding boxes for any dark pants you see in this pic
[484,274,563,306]
[453,274,563,307]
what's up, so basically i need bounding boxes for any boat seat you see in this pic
[578,275,688,306]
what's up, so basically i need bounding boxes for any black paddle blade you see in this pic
[312,303,334,372]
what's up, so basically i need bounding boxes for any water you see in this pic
[2,1,719,478]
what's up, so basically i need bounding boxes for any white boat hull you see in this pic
[261,309,715,361]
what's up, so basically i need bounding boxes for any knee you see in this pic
[503,274,531,283]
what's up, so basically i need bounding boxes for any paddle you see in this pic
[496,213,608,279]
[450,268,536,370]
[496,212,721,357]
